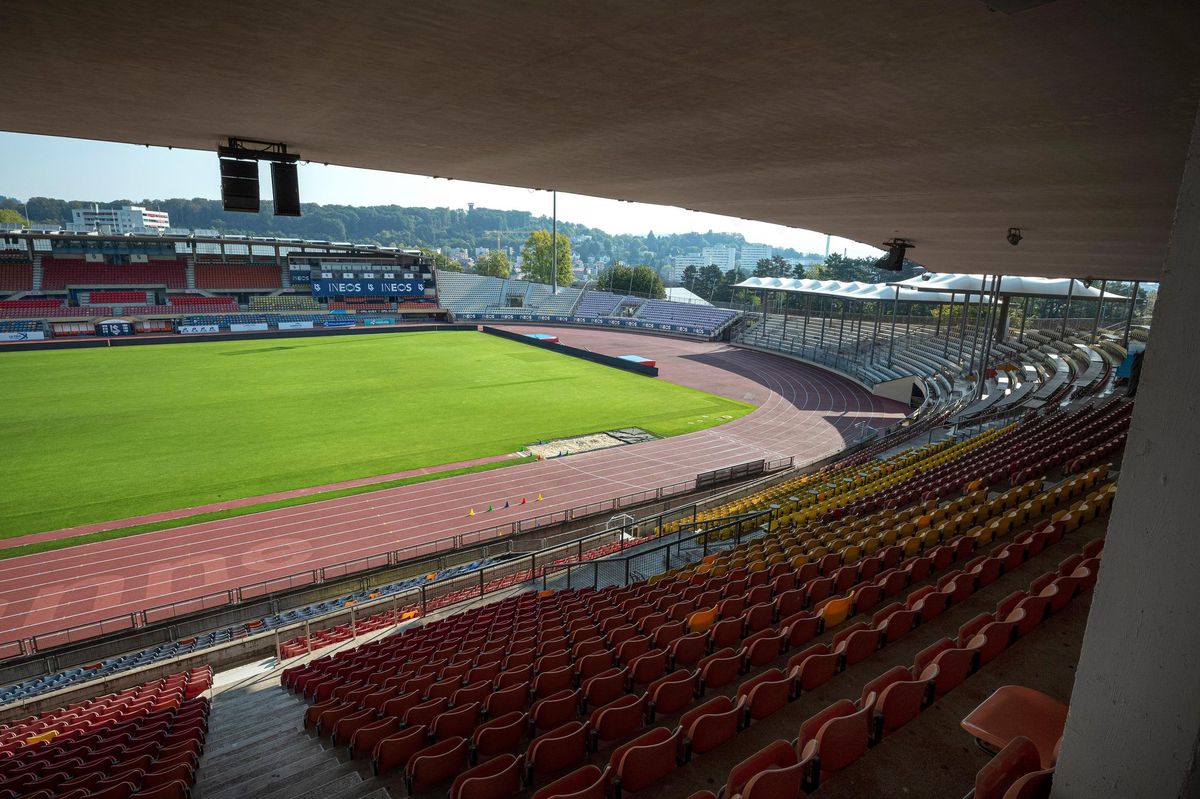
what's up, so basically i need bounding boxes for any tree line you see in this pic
[0,195,816,273]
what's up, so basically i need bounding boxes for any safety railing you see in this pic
[539,509,775,591]
[1,456,794,660]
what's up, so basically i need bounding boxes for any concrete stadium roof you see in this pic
[6,1,1200,282]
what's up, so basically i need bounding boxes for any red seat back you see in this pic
[648,669,695,717]
[407,736,469,793]
[610,726,682,793]
[448,752,522,799]
[528,721,589,776]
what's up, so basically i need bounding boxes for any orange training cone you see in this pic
[521,497,527,505]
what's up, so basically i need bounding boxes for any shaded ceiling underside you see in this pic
[7,0,1200,281]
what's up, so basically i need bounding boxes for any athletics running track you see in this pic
[0,328,908,645]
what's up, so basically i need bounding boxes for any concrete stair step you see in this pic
[200,745,344,799]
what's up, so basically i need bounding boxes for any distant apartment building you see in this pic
[669,253,709,283]
[701,244,738,272]
[740,243,773,269]
[69,205,170,233]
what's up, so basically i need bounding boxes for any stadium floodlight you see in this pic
[874,239,913,271]
[217,137,301,216]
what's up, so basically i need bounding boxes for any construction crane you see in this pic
[483,229,537,254]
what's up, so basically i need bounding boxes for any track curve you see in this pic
[0,328,907,642]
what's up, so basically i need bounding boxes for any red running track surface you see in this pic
[0,328,908,642]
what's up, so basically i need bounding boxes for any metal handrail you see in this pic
[2,456,794,659]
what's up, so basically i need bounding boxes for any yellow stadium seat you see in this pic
[820,595,854,628]
[687,608,717,634]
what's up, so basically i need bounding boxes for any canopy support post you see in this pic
[976,275,1002,401]
[1093,279,1107,337]
[870,302,883,365]
[837,298,848,353]
[968,274,988,377]
[1123,281,1140,349]
[888,285,900,368]
[801,294,811,344]
[819,297,828,348]
[1020,295,1030,343]
[957,291,970,363]
[854,302,864,358]
[943,293,955,358]
[1062,278,1076,338]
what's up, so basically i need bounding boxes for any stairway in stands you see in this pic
[31,256,44,293]
[195,677,389,799]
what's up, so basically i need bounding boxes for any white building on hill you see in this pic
[69,205,170,233]
[740,243,772,268]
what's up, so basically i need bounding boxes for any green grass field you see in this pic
[0,331,753,538]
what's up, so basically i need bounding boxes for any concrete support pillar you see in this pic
[996,296,1010,344]
[1020,295,1030,343]
[1052,102,1200,798]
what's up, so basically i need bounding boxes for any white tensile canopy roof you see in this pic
[735,277,963,304]
[889,273,1128,299]
[737,274,1129,303]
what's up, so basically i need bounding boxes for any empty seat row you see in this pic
[702,541,1101,798]
[289,466,1113,796]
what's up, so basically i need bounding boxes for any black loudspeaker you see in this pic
[873,244,907,271]
[220,159,260,213]
[272,162,301,217]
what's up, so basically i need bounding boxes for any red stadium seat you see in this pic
[582,668,628,711]
[526,721,589,779]
[737,667,791,721]
[406,736,469,794]
[350,716,401,759]
[698,648,741,692]
[680,695,743,756]
[610,726,682,796]
[530,764,610,799]
[647,669,695,719]
[471,710,527,760]
[372,724,429,775]
[448,752,522,799]
[484,681,530,718]
[588,692,647,746]
[531,689,581,734]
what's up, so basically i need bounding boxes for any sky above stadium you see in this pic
[1,132,879,257]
